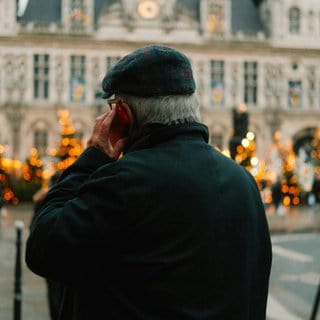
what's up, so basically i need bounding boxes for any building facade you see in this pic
[0,0,320,172]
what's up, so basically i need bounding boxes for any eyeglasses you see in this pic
[107,98,119,110]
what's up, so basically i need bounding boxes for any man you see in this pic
[26,45,272,320]
[32,171,63,320]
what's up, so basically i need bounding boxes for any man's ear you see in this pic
[119,102,134,128]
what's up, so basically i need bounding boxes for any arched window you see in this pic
[289,7,300,34]
[34,129,48,156]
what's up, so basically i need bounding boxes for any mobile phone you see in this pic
[109,100,130,146]
[115,101,129,124]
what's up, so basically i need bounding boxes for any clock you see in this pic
[137,0,161,19]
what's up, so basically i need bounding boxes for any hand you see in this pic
[87,109,126,160]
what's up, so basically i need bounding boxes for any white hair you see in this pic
[116,93,201,126]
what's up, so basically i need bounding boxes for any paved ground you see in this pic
[266,203,320,234]
[0,203,319,320]
[0,204,50,320]
[267,233,320,320]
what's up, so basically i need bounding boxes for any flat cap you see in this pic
[102,45,195,98]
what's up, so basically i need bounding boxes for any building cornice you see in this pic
[1,35,320,58]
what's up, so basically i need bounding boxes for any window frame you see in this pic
[33,54,50,100]
[244,61,258,105]
[34,129,48,156]
[70,55,86,102]
[289,7,301,34]
[210,60,225,106]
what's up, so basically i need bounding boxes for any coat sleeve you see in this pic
[25,147,128,286]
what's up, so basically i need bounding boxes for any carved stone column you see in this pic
[3,55,27,160]
[264,63,283,138]
[230,62,239,107]
[5,103,24,160]
[54,55,65,104]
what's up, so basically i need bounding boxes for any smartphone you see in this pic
[115,101,129,124]
[109,100,130,146]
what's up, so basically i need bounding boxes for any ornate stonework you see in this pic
[0,0,320,162]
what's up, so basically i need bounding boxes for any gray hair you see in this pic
[116,93,201,126]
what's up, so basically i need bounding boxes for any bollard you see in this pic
[310,279,320,320]
[13,220,24,320]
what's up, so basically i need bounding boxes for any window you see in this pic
[264,9,271,36]
[207,1,225,34]
[34,54,50,99]
[289,7,300,34]
[68,0,88,31]
[70,55,86,102]
[34,129,48,155]
[288,81,302,108]
[210,60,224,106]
[244,62,258,105]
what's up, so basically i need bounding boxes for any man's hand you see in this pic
[87,109,126,160]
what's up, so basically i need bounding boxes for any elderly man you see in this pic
[26,45,272,320]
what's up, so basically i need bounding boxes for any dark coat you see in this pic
[26,123,272,320]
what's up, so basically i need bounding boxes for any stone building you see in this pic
[0,0,320,171]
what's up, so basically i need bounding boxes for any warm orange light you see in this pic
[289,186,296,194]
[274,131,281,141]
[236,145,244,153]
[2,158,12,168]
[58,109,69,119]
[62,138,70,146]
[57,162,65,170]
[290,176,298,184]
[13,160,22,169]
[293,197,300,205]
[235,155,242,163]
[48,148,57,156]
[4,191,14,201]
[42,169,52,180]
[283,196,291,206]
[23,173,31,181]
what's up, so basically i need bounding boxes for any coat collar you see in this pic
[126,122,209,153]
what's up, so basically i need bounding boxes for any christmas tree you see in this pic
[52,109,83,172]
[233,131,258,171]
[22,148,43,183]
[12,147,45,203]
[0,145,19,205]
[229,105,258,172]
[281,146,301,206]
[264,133,302,209]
